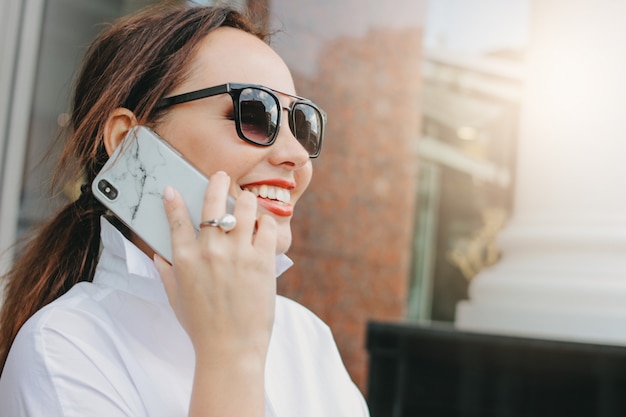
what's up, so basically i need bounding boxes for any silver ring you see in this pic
[199,213,237,232]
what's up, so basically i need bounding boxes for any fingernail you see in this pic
[215,170,227,177]
[163,186,175,201]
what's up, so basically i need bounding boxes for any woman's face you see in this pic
[155,27,313,254]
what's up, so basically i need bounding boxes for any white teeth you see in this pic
[278,188,291,203]
[244,184,291,204]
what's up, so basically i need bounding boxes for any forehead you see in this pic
[178,27,296,96]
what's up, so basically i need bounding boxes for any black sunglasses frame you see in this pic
[156,83,326,158]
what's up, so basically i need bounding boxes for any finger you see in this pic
[252,214,277,254]
[163,186,196,247]
[230,190,257,239]
[200,171,231,233]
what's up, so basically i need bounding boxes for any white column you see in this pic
[455,0,626,345]
[0,0,45,276]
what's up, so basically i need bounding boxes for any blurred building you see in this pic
[369,2,626,413]
[456,0,626,346]
[410,49,523,323]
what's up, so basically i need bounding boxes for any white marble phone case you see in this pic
[92,125,234,262]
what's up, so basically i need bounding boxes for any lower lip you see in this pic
[256,197,293,217]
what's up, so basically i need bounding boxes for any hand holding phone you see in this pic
[92,125,235,262]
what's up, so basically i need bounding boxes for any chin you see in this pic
[275,232,292,255]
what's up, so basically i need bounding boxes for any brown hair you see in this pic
[0,3,268,372]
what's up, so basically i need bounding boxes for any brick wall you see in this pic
[272,4,424,391]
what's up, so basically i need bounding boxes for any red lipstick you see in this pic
[240,179,296,217]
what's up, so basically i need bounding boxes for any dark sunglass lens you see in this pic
[239,88,278,144]
[291,104,321,156]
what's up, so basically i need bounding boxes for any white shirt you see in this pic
[0,218,369,417]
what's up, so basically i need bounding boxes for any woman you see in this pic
[0,4,369,417]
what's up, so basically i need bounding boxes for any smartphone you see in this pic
[92,125,235,263]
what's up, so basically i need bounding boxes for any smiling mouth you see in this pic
[242,184,291,204]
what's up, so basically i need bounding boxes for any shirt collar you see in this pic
[100,217,294,280]
[100,217,161,280]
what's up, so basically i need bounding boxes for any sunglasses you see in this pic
[156,83,326,158]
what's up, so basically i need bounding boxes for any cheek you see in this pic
[296,162,313,193]
[179,144,224,177]
[157,120,245,177]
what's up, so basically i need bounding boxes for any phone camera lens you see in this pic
[97,179,118,200]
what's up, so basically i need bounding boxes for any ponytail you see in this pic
[0,186,105,371]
